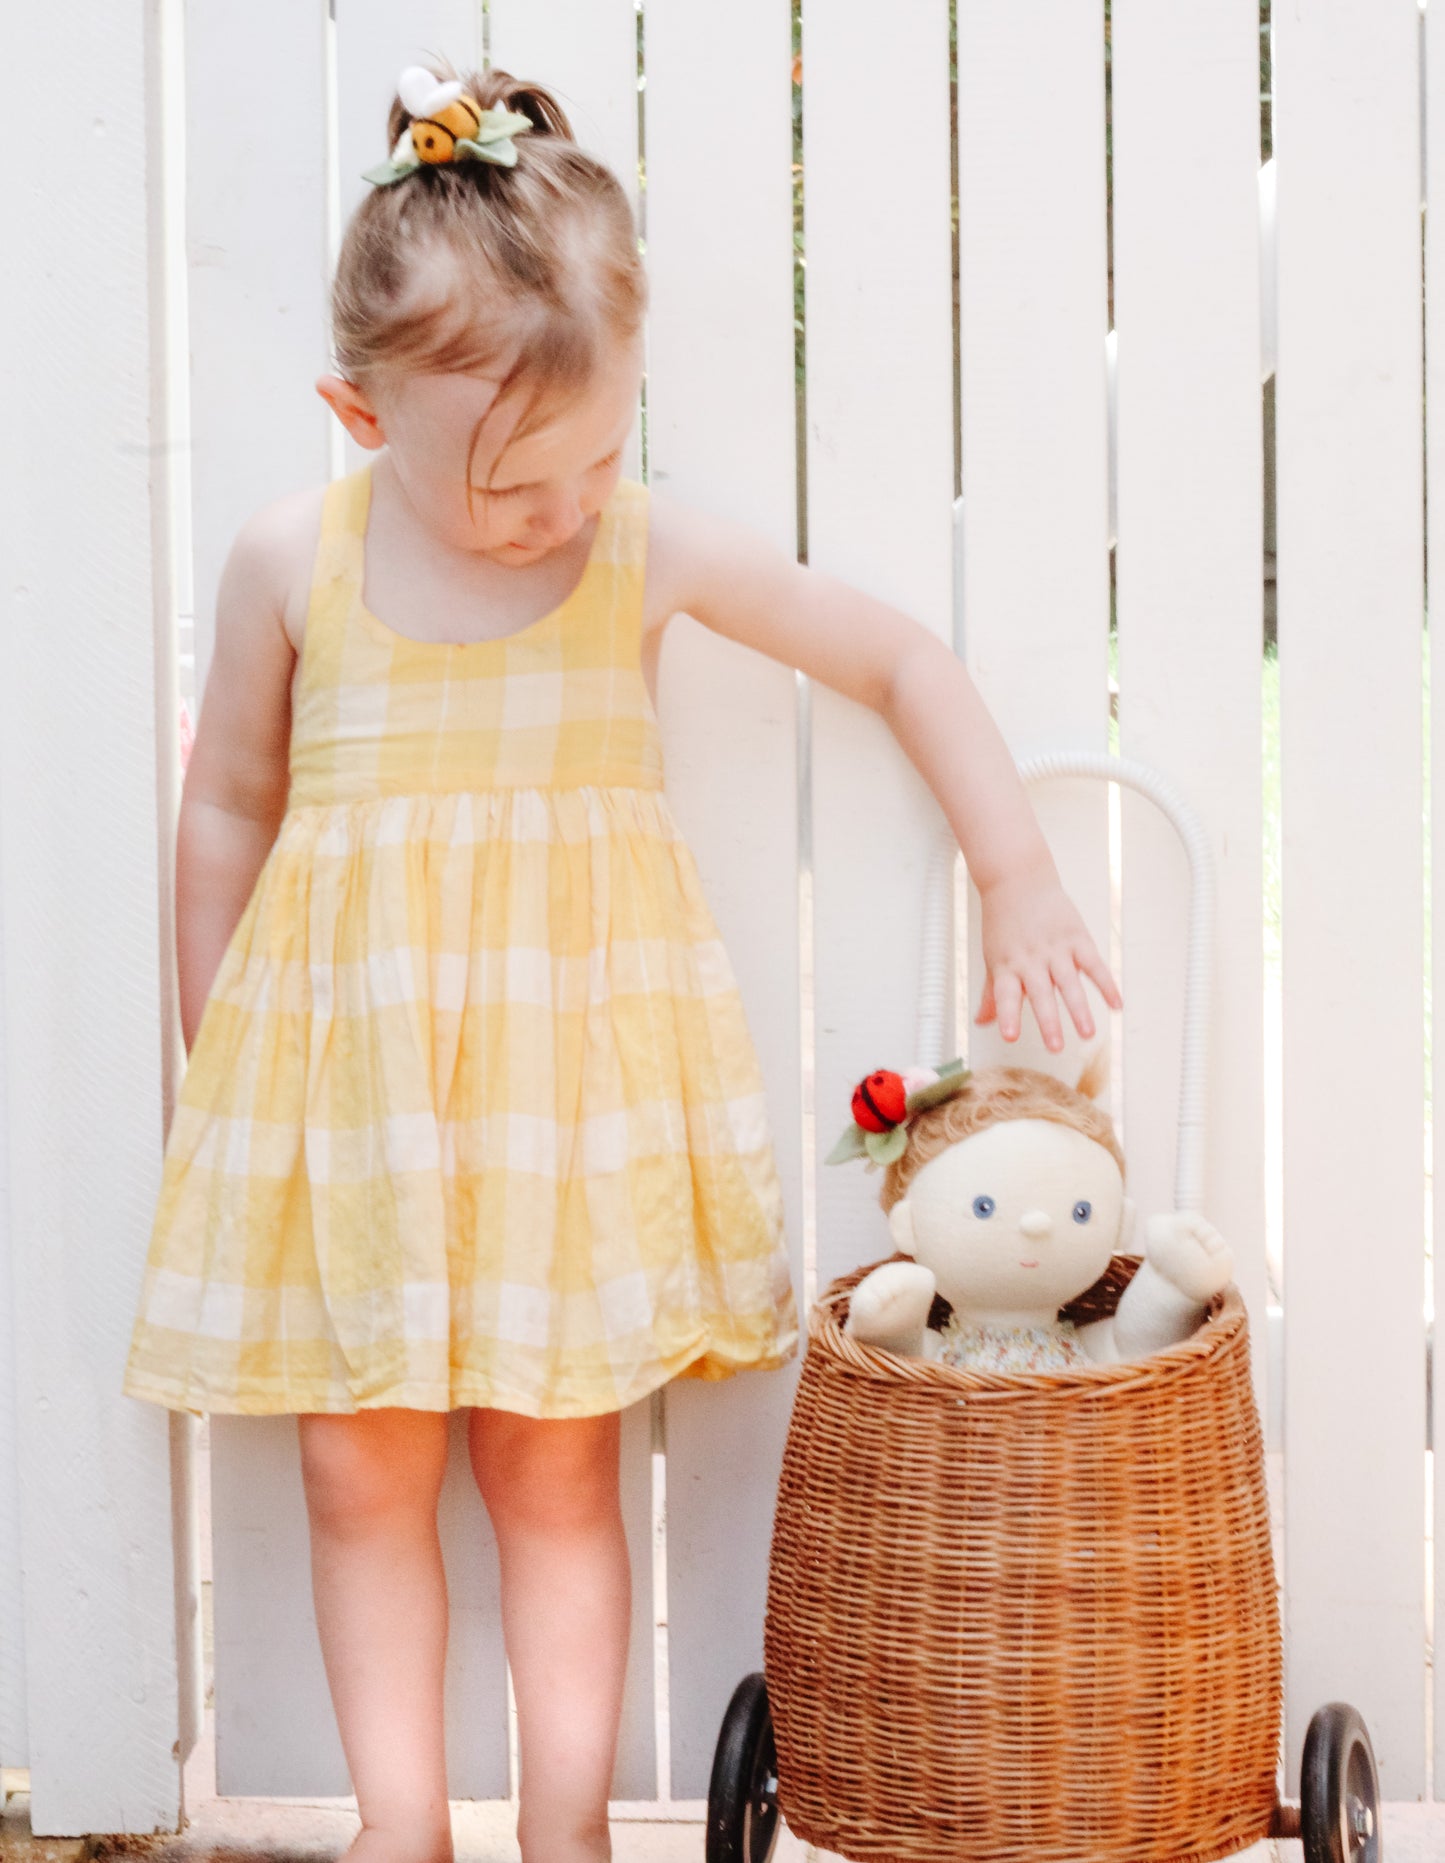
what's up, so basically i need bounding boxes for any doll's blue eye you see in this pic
[1073,1200,1093,1223]
[972,1195,996,1219]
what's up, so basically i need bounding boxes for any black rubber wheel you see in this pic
[705,1671,781,1863]
[1301,1701,1382,1863]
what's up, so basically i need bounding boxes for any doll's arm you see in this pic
[1111,1212,1234,1359]
[845,1261,937,1358]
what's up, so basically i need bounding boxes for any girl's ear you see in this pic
[887,1197,917,1257]
[316,373,387,450]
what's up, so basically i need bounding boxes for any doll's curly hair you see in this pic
[878,1062,1124,1214]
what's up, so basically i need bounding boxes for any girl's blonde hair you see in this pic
[331,59,647,489]
[878,1064,1125,1214]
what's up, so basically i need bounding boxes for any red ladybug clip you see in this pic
[826,1058,972,1168]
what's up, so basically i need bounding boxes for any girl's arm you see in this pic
[175,504,298,1052]
[645,491,1121,1051]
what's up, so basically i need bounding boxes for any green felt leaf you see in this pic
[454,137,520,167]
[865,1126,909,1165]
[905,1062,972,1116]
[824,1124,868,1166]
[361,161,411,185]
[469,107,534,144]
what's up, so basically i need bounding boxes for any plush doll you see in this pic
[827,1058,1232,1372]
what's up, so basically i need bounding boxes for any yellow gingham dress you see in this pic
[122,462,798,1419]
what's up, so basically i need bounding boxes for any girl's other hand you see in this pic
[974,863,1122,1054]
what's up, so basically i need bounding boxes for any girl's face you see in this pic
[319,335,643,564]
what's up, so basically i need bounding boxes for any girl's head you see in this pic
[316,61,647,559]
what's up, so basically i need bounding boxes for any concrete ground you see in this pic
[8,1729,1445,1863]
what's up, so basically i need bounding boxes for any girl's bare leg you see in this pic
[468,1408,630,1863]
[297,1407,455,1863]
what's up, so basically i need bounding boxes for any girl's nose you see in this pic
[1019,1210,1053,1241]
[529,490,584,543]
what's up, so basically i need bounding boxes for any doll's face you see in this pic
[892,1117,1124,1316]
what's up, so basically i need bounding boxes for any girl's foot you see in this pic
[340,1824,455,1863]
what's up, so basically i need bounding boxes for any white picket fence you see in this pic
[2,0,1443,1839]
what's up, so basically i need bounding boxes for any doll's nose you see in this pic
[1019,1210,1053,1241]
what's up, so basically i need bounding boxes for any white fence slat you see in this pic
[482,2,654,1797]
[481,0,640,485]
[333,3,483,481]
[1111,2,1268,1407]
[807,0,956,1293]
[0,0,177,1830]
[642,0,802,1797]
[1274,0,1426,1798]
[336,3,483,241]
[296,0,520,1801]
[212,1415,510,1795]
[955,2,1112,1087]
[186,0,333,697]
[1426,0,1445,1802]
[0,915,25,1770]
[484,0,645,485]
[187,0,347,1797]
[207,2,654,1798]
[487,0,639,223]
[464,2,657,1797]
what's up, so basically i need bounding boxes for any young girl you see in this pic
[123,59,1121,1863]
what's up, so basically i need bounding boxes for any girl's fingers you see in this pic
[1051,957,1095,1041]
[1020,965,1064,1053]
[1077,941,1123,1011]
[986,944,1118,1050]
[989,970,1024,1041]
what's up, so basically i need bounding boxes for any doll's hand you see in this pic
[845,1261,937,1354]
[975,864,1122,1054]
[1145,1211,1234,1303]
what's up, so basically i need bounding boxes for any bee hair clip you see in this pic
[362,66,534,185]
[825,1057,972,1170]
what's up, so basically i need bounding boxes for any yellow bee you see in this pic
[396,67,482,165]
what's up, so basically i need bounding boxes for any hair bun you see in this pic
[473,71,575,141]
[384,60,575,151]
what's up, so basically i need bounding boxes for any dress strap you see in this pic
[295,467,370,694]
[314,466,369,583]
[588,478,649,660]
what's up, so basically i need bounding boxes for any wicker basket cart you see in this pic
[705,755,1381,1863]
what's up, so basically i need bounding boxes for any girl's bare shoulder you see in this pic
[244,478,331,655]
[641,484,784,638]
[207,477,331,663]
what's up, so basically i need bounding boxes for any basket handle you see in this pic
[915,753,1215,1215]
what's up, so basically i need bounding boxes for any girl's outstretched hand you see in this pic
[974,862,1122,1053]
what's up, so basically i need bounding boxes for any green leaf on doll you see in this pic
[824,1124,869,1166]
[864,1126,909,1165]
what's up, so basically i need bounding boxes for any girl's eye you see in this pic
[1072,1200,1093,1223]
[475,450,621,500]
[972,1195,996,1219]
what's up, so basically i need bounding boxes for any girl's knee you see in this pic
[467,1408,621,1534]
[297,1406,450,1525]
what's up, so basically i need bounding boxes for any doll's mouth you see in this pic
[1019,1259,1040,1269]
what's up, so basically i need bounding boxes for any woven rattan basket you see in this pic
[761,757,1281,1863]
[762,1254,1280,1863]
